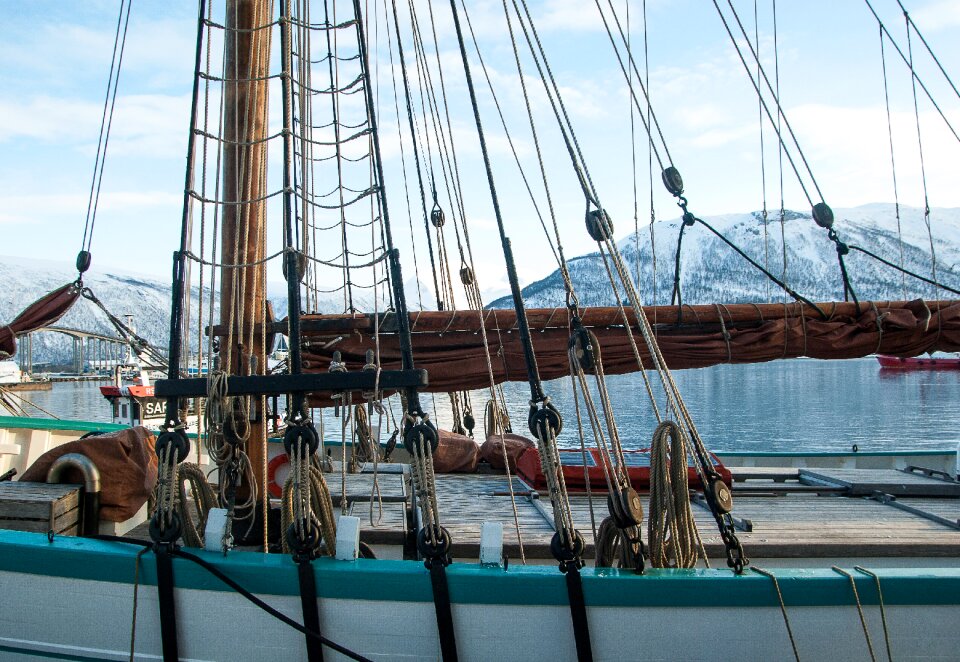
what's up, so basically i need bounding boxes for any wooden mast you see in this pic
[221,0,272,499]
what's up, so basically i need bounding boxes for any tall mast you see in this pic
[220,0,272,493]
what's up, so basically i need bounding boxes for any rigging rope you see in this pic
[861,0,960,144]
[879,27,907,300]
[772,0,788,295]
[389,0,442,309]
[904,10,939,300]
[509,0,748,572]
[78,0,134,274]
[754,0,771,303]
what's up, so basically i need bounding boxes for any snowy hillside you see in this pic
[0,256,206,367]
[3,204,957,364]
[489,203,960,308]
[0,256,426,365]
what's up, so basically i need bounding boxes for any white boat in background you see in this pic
[0,361,21,386]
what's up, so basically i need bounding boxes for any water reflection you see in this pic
[15,358,960,454]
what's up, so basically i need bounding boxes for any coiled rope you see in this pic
[647,421,705,568]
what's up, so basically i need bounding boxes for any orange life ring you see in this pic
[267,453,289,498]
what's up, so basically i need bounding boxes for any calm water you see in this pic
[16,358,960,453]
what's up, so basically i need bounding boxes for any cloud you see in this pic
[0,93,191,160]
[911,0,960,32]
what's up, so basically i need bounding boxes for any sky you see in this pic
[1,0,958,306]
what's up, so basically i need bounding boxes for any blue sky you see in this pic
[1,0,958,303]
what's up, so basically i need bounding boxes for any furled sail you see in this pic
[0,283,80,359]
[296,299,960,402]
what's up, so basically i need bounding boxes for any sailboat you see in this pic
[1,0,959,660]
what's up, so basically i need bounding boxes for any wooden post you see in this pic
[221,0,272,501]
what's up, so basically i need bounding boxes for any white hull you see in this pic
[1,530,958,661]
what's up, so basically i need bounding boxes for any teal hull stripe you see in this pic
[1,530,958,608]
[717,449,955,458]
[0,643,106,661]
[0,416,128,434]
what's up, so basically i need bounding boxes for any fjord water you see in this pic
[526,357,960,453]
[19,358,960,454]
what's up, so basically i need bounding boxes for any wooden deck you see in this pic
[326,464,960,561]
[122,463,960,562]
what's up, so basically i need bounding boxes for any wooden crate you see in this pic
[0,482,81,536]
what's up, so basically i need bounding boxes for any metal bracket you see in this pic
[902,465,957,483]
[691,492,753,532]
[871,490,960,530]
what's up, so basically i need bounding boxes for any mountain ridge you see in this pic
[2,203,957,365]
[489,203,960,309]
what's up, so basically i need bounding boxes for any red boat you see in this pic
[877,354,960,370]
[515,447,732,493]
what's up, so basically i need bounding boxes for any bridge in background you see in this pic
[17,327,132,376]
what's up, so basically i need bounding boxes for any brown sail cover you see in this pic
[299,300,960,405]
[480,433,536,471]
[0,282,81,358]
[19,427,158,522]
[432,429,479,473]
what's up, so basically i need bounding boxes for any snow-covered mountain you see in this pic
[3,204,957,364]
[489,203,960,309]
[0,256,181,367]
[0,256,428,366]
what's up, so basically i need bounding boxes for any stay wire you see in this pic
[773,0,788,293]
[497,0,574,299]
[879,27,907,299]
[905,11,939,298]
[710,0,818,206]
[690,216,826,316]
[895,0,960,101]
[644,0,657,306]
[511,0,597,205]
[460,0,564,276]
[382,0,424,309]
[861,0,960,144]
[847,244,959,296]
[82,0,134,255]
[423,0,470,266]
[626,0,641,296]
[596,0,673,169]
[388,0,442,309]
[754,0,771,303]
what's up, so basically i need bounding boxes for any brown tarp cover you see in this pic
[432,429,479,473]
[480,432,535,471]
[300,300,960,405]
[0,282,81,358]
[20,427,158,522]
